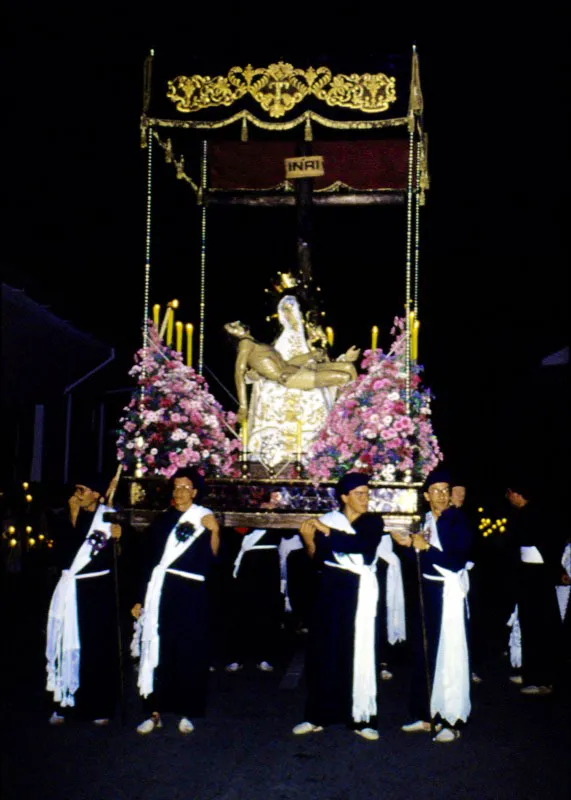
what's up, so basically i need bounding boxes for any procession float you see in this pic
[115,47,442,533]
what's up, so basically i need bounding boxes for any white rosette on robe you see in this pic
[375,534,406,644]
[136,503,211,699]
[427,563,472,725]
[46,504,114,707]
[320,510,379,723]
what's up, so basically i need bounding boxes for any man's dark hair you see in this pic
[170,467,205,499]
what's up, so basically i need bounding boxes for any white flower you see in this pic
[382,416,393,427]
[381,464,396,480]
[388,391,399,401]
[171,429,188,441]
[150,448,158,455]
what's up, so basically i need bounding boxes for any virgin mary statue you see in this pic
[246,295,333,467]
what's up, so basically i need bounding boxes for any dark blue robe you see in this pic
[406,506,474,723]
[137,507,216,718]
[304,512,383,728]
[49,509,119,719]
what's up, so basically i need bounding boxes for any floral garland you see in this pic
[117,324,241,479]
[306,317,442,483]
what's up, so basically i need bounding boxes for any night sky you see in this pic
[3,12,569,498]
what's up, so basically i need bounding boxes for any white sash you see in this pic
[426,563,472,725]
[46,504,114,707]
[375,534,406,644]
[507,604,522,668]
[136,504,211,699]
[424,512,443,551]
[320,510,379,723]
[232,529,277,578]
[557,544,571,621]
[520,545,544,564]
[279,534,304,611]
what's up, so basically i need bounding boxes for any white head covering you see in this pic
[274,296,309,359]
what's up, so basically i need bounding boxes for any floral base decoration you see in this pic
[306,317,443,483]
[117,324,241,479]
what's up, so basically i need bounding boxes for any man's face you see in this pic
[450,486,466,508]
[74,484,101,510]
[172,477,197,511]
[424,482,450,515]
[342,485,369,516]
[506,489,526,509]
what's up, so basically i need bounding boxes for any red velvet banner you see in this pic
[209,140,409,191]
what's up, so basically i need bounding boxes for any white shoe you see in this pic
[93,718,109,726]
[136,714,163,735]
[49,711,65,726]
[401,720,431,733]
[433,727,460,743]
[509,675,523,685]
[520,685,552,696]
[225,662,243,673]
[256,661,274,672]
[380,669,393,681]
[355,727,379,741]
[292,721,324,735]
[178,717,194,734]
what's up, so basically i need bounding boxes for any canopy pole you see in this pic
[198,140,208,376]
[405,125,414,413]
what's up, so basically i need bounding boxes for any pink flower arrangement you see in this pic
[117,324,241,479]
[306,317,443,482]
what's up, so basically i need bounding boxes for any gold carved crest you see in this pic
[167,62,397,118]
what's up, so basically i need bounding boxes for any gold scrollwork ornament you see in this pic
[167,62,396,118]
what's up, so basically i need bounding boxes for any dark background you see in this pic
[2,11,569,503]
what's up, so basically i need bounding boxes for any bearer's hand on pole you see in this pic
[390,530,412,548]
[110,524,122,540]
[411,533,430,551]
[68,494,81,525]
[312,519,331,536]
[131,603,143,620]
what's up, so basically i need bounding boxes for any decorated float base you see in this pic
[121,474,422,533]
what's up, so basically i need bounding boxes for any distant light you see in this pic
[26,526,33,533]
[25,494,33,503]
[28,538,36,546]
[499,526,506,532]
[9,538,17,548]
[22,482,29,490]
[477,507,484,513]
[8,526,16,534]
[39,534,45,541]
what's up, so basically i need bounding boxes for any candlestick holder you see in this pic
[240,458,250,478]
[295,454,304,478]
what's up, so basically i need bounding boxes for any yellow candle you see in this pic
[325,326,334,347]
[241,420,248,460]
[175,320,183,353]
[153,304,160,329]
[412,319,420,361]
[166,307,175,347]
[186,323,194,367]
[159,307,170,340]
[371,326,379,351]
